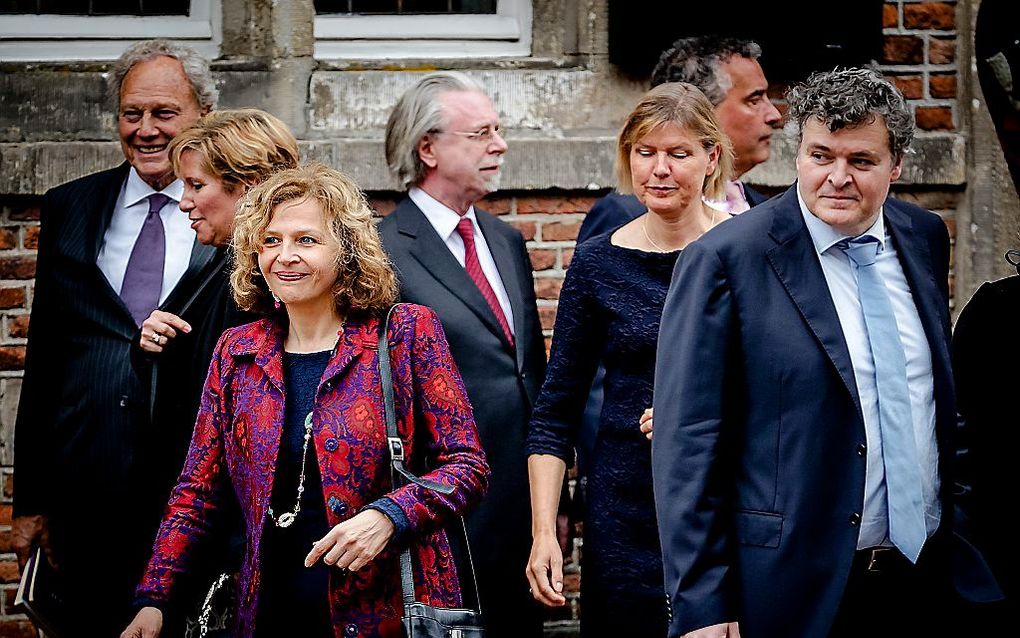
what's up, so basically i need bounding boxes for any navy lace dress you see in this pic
[528,231,677,636]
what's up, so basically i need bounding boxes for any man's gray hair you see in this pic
[650,36,762,105]
[385,71,486,189]
[786,67,914,161]
[107,39,218,111]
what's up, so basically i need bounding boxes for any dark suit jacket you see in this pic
[651,186,999,637]
[953,274,1020,609]
[13,163,217,622]
[377,198,546,633]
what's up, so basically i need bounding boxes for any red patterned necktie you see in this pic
[455,217,514,346]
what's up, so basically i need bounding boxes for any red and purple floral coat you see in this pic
[136,304,490,638]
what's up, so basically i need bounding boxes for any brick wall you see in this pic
[0,1,965,633]
[882,1,958,131]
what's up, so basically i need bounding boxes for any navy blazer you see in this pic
[651,186,999,637]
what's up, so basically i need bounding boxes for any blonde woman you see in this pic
[526,83,732,636]
[123,164,489,638]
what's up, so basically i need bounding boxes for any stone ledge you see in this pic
[0,132,967,195]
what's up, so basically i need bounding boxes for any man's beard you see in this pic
[482,170,502,193]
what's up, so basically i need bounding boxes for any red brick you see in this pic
[0,529,10,553]
[0,257,36,280]
[3,473,11,499]
[883,3,899,28]
[22,225,40,251]
[562,248,574,269]
[517,196,597,215]
[510,221,536,241]
[0,287,25,310]
[9,207,40,222]
[0,620,37,638]
[883,35,924,64]
[529,249,557,271]
[562,572,581,593]
[0,228,16,251]
[0,504,10,526]
[929,37,956,64]
[929,73,957,98]
[903,2,955,30]
[479,196,512,215]
[538,306,557,331]
[0,560,19,584]
[915,106,953,130]
[891,75,923,100]
[542,222,581,242]
[0,346,26,370]
[8,315,29,339]
[535,278,563,300]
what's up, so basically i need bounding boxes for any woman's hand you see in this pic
[120,607,163,638]
[305,509,395,571]
[526,531,566,607]
[639,407,654,441]
[139,310,192,354]
[683,622,741,638]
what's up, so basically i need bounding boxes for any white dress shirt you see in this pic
[410,187,516,336]
[798,189,941,550]
[97,168,195,304]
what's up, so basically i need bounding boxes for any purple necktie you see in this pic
[121,193,169,326]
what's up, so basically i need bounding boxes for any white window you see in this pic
[0,0,221,62]
[314,0,532,59]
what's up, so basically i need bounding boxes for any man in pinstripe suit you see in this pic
[11,40,218,636]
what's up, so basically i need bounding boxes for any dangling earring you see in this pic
[272,291,282,309]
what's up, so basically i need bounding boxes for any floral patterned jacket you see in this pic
[136,304,490,638]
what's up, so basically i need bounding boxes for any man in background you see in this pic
[12,40,219,635]
[378,72,547,638]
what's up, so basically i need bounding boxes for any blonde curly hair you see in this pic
[231,163,398,316]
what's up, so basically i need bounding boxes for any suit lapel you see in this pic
[475,210,525,366]
[765,187,863,416]
[160,239,219,312]
[395,199,514,353]
[883,201,953,410]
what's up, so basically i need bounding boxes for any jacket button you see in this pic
[325,438,339,452]
[849,512,861,526]
[344,624,358,637]
[856,443,867,457]
[324,381,333,391]
[119,395,128,407]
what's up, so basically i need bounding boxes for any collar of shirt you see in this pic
[409,186,478,239]
[122,166,184,209]
[797,186,886,256]
[704,180,750,215]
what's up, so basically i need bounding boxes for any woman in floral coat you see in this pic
[122,163,490,638]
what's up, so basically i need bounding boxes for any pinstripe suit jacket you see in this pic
[13,163,217,551]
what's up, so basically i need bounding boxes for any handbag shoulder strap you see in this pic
[377,304,483,612]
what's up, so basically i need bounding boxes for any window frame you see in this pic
[0,0,221,62]
[314,0,532,59]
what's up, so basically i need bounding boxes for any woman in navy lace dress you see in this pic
[526,83,733,636]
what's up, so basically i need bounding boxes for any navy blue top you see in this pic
[528,232,679,602]
[258,349,333,635]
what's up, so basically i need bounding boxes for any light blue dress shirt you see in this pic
[798,190,941,550]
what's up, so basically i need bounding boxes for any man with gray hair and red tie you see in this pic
[378,71,547,638]
[12,39,219,635]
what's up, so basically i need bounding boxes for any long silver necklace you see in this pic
[268,411,314,528]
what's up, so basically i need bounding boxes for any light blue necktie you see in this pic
[841,236,927,563]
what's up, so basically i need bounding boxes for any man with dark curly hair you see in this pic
[652,67,1002,638]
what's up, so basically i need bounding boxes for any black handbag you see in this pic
[378,305,486,638]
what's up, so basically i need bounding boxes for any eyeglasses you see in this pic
[432,125,503,144]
